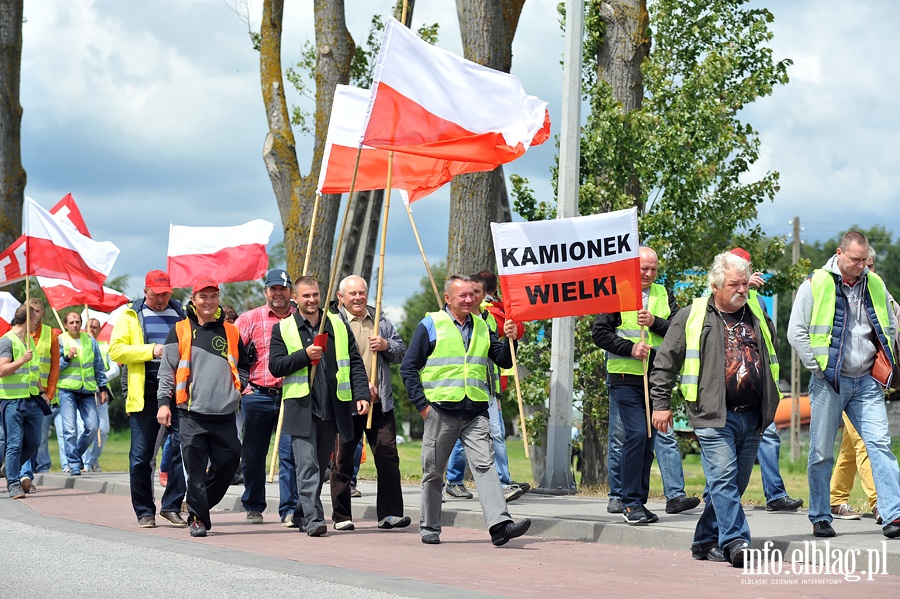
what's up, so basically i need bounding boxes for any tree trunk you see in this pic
[597,0,649,208]
[448,1,525,277]
[580,394,608,487]
[260,0,353,290]
[0,0,25,257]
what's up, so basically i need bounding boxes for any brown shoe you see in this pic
[159,511,188,528]
[831,503,861,520]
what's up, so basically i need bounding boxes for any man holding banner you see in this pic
[400,275,530,547]
[650,252,779,568]
[592,246,697,524]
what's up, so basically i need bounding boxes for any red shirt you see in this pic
[235,303,297,390]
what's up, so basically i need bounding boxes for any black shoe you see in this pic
[766,496,804,512]
[509,480,531,493]
[622,506,648,525]
[231,471,243,485]
[726,540,750,568]
[642,506,659,523]
[691,546,727,562]
[307,524,327,537]
[189,520,207,538]
[813,520,836,537]
[421,532,441,545]
[665,495,701,514]
[607,498,624,514]
[883,519,900,539]
[490,519,532,546]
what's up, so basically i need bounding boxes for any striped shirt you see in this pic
[141,305,181,381]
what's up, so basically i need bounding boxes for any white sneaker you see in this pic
[333,520,355,531]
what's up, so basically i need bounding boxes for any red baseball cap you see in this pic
[729,247,751,263]
[145,270,173,294]
[192,277,220,294]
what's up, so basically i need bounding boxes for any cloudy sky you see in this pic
[18,0,900,320]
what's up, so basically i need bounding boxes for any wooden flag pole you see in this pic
[509,341,529,458]
[404,203,442,309]
[641,327,652,438]
[269,147,363,483]
[367,152,394,430]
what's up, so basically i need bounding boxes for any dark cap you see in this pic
[265,269,292,289]
[192,277,219,294]
[145,270,173,294]
[729,247,751,263]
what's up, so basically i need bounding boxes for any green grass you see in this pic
[53,431,882,516]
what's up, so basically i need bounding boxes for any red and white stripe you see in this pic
[24,196,119,293]
[166,219,274,289]
[82,303,128,343]
[491,209,642,322]
[361,18,550,166]
[39,276,129,312]
[318,85,496,203]
[0,291,21,337]
[0,193,93,286]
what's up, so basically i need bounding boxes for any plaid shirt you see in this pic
[235,303,297,391]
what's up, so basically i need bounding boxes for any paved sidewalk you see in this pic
[24,471,900,575]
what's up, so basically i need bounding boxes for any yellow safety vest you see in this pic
[680,297,778,402]
[0,331,40,400]
[607,283,670,376]
[58,332,98,392]
[421,311,490,403]
[280,313,352,401]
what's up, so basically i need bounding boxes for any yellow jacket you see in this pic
[108,299,184,413]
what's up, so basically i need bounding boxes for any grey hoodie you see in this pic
[787,255,896,380]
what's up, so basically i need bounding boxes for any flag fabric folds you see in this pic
[318,84,496,203]
[491,209,642,322]
[166,219,274,289]
[0,193,92,286]
[39,276,130,313]
[0,291,21,336]
[361,17,550,166]
[23,197,120,294]
[82,303,128,343]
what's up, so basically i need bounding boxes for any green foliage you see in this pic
[286,16,440,134]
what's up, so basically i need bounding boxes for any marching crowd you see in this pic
[2,229,900,560]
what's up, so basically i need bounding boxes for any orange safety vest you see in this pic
[174,319,241,405]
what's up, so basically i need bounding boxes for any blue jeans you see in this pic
[58,389,98,471]
[692,410,761,551]
[239,392,298,518]
[807,374,900,525]
[350,437,363,487]
[757,421,787,502]
[81,401,110,468]
[446,398,510,486]
[129,396,186,518]
[160,434,174,473]
[20,404,58,480]
[612,385,655,508]
[2,398,44,487]
[608,388,686,501]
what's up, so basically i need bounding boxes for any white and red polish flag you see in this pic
[360,17,550,166]
[318,85,496,203]
[166,219,274,288]
[0,292,21,336]
[23,196,119,294]
[82,303,128,343]
[0,193,92,286]
[39,276,129,313]
[491,209,642,322]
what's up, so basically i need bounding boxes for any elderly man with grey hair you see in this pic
[650,252,780,568]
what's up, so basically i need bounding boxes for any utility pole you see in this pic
[790,216,801,462]
[537,0,582,493]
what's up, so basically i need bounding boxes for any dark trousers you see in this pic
[239,391,298,517]
[180,411,241,530]
[291,416,336,533]
[612,384,655,509]
[331,404,404,522]
[129,389,186,519]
